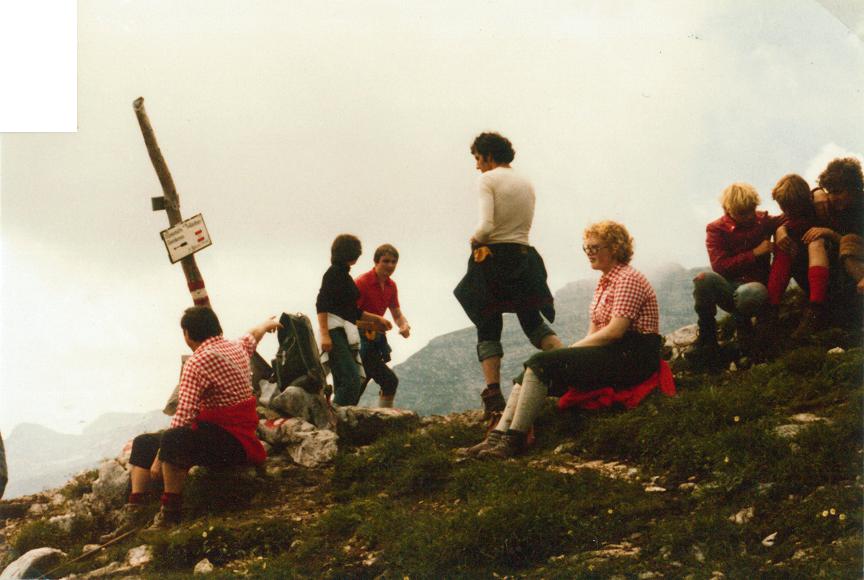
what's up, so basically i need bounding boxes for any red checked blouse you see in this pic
[590,264,659,334]
[171,334,258,429]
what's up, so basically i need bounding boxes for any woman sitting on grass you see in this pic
[468,221,663,459]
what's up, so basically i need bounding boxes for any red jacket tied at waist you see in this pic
[557,359,676,411]
[194,397,266,465]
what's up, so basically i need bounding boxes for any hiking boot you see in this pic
[99,503,146,543]
[464,430,504,458]
[480,387,506,420]
[478,430,527,460]
[791,303,828,342]
[147,506,181,530]
[735,316,756,353]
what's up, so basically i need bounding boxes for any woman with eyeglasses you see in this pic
[468,220,663,459]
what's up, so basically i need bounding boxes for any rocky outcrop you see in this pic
[0,547,66,579]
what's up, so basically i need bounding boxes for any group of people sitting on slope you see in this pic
[689,159,864,364]
[110,131,862,534]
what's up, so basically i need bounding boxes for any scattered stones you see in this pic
[827,347,845,355]
[258,418,339,467]
[644,486,667,493]
[729,507,754,525]
[194,558,215,574]
[126,544,153,567]
[692,546,705,563]
[761,532,778,547]
[0,547,66,579]
[26,503,47,516]
[82,544,101,555]
[789,413,829,424]
[678,482,697,491]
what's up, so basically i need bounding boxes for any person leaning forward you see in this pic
[690,182,783,359]
[104,307,281,538]
[454,131,563,420]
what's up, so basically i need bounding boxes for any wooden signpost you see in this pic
[133,97,211,307]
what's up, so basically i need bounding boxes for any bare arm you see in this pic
[571,317,631,348]
[247,316,282,344]
[390,306,411,338]
[358,311,392,332]
[317,312,332,352]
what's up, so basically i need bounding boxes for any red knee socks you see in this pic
[768,250,793,305]
[128,492,148,505]
[160,492,182,512]
[808,266,829,303]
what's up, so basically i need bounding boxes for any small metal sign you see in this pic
[160,213,212,264]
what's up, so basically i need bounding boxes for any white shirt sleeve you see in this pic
[473,175,495,242]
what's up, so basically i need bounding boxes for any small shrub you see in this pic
[12,520,66,554]
[60,469,98,500]
[782,347,827,376]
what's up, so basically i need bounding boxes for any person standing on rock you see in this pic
[355,244,411,408]
[454,132,563,421]
[106,307,281,536]
[317,234,392,407]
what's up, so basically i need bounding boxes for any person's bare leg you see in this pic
[161,461,189,495]
[481,356,501,385]
[130,466,150,494]
[808,239,828,267]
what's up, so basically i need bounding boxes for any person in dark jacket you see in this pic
[454,132,562,419]
[316,234,391,406]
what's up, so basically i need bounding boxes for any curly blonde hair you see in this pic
[583,220,634,265]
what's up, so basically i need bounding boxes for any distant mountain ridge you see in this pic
[4,410,169,499]
[360,263,704,415]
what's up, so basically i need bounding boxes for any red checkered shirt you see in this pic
[590,264,659,334]
[171,334,257,428]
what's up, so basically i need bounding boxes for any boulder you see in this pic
[92,459,130,508]
[194,558,215,574]
[0,547,66,579]
[335,407,420,445]
[665,324,699,360]
[258,418,338,467]
[126,544,153,567]
[269,387,333,430]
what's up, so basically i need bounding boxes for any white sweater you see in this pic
[473,166,535,245]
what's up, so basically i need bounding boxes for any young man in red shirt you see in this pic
[355,244,411,408]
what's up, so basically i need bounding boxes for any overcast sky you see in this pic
[1,0,862,435]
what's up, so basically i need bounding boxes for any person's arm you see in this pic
[471,177,495,245]
[317,312,332,352]
[390,306,411,338]
[802,226,840,244]
[706,222,767,278]
[358,311,392,332]
[247,316,282,344]
[571,317,631,348]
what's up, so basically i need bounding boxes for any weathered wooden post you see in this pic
[133,97,210,307]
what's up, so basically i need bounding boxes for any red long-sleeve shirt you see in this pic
[706,211,782,284]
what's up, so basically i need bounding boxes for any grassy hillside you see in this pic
[5,320,860,578]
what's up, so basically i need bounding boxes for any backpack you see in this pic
[272,312,326,394]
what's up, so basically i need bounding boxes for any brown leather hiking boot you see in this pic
[478,430,527,460]
[480,387,506,420]
[464,430,504,457]
[99,503,147,543]
[147,506,182,530]
[792,303,827,342]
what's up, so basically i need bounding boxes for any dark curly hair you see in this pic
[818,157,863,194]
[470,132,515,164]
[180,306,223,342]
[331,234,362,265]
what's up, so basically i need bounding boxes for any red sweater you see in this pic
[195,397,266,465]
[706,212,782,284]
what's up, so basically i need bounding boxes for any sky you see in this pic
[1,0,863,435]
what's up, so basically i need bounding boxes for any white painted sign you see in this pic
[160,213,212,264]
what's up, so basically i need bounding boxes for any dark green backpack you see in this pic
[272,312,326,394]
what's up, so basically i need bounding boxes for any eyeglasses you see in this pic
[582,244,608,255]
